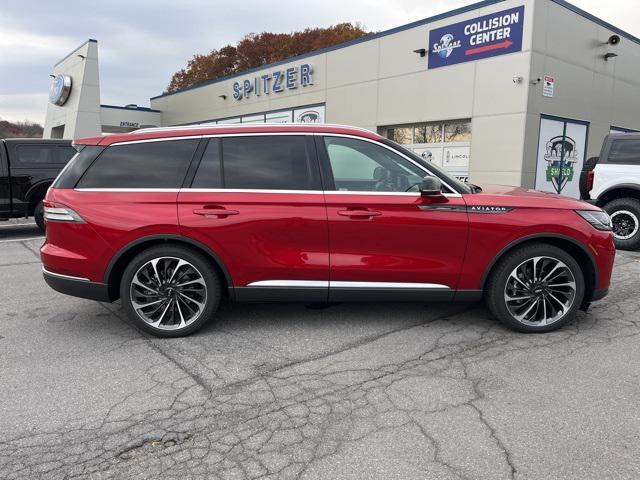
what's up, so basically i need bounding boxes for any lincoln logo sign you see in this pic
[428,5,524,69]
[233,64,313,100]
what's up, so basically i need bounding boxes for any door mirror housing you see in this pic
[420,176,443,196]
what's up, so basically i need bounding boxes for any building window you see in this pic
[383,120,471,145]
[381,120,472,183]
[414,125,442,144]
[387,127,413,144]
[444,121,472,142]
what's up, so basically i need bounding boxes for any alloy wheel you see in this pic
[610,210,639,240]
[503,256,576,327]
[129,256,207,331]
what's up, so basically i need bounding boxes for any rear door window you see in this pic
[219,135,320,190]
[607,139,640,164]
[77,139,199,188]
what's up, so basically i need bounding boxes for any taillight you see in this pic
[43,201,85,223]
[586,170,594,192]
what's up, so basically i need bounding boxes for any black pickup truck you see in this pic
[0,139,76,231]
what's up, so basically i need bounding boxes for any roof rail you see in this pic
[134,123,376,135]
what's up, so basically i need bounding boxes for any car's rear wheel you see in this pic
[34,200,45,232]
[485,243,585,333]
[603,197,640,251]
[120,245,221,337]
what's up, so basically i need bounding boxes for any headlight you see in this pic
[576,210,612,231]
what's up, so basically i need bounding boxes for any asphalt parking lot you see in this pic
[1,223,640,480]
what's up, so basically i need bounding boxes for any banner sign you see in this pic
[428,6,524,69]
[534,116,589,199]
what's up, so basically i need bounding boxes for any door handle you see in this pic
[193,207,239,218]
[337,209,382,219]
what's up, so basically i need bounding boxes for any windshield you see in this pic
[381,138,473,194]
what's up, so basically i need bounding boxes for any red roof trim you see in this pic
[74,124,381,146]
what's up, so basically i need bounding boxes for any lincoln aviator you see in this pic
[41,124,615,337]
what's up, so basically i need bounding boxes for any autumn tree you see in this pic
[166,23,368,93]
[0,119,43,138]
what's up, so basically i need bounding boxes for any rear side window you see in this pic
[77,139,199,188]
[607,139,640,164]
[221,136,319,190]
[15,144,75,166]
[52,146,103,188]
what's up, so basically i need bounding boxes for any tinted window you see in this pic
[77,139,199,188]
[222,136,319,190]
[323,136,424,192]
[52,146,104,189]
[608,139,640,164]
[15,145,75,166]
[192,139,222,188]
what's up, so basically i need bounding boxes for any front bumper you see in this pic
[43,268,112,302]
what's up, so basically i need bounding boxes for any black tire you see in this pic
[120,245,221,337]
[34,200,45,232]
[485,243,585,333]
[602,197,640,251]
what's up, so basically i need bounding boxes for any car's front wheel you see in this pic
[603,197,640,251]
[485,243,585,333]
[120,245,221,337]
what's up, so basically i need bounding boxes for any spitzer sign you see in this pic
[428,6,524,69]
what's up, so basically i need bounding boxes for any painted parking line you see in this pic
[0,222,38,228]
[0,236,45,243]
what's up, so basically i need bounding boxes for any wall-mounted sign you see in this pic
[49,74,72,106]
[233,64,313,100]
[120,121,139,128]
[542,74,555,97]
[428,6,524,69]
[535,116,589,198]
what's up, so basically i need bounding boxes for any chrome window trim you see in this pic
[42,267,90,282]
[245,280,450,289]
[73,188,458,198]
[74,188,181,192]
[186,188,324,195]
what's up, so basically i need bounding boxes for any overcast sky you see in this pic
[0,0,637,124]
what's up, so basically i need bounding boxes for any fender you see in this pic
[480,232,599,292]
[25,179,54,203]
[103,233,235,294]
[595,183,640,202]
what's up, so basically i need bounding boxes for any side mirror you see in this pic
[420,176,443,196]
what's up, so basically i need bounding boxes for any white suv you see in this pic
[580,133,640,250]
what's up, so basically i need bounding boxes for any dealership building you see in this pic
[43,0,640,197]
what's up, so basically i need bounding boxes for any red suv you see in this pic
[41,124,615,337]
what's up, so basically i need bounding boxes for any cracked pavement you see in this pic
[1,227,640,479]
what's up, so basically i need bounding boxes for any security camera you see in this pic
[512,75,523,84]
[608,34,621,46]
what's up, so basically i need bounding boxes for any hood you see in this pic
[468,184,599,210]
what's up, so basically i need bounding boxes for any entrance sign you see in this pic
[428,6,524,69]
[535,116,589,198]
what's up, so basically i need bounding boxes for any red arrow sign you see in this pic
[465,40,513,56]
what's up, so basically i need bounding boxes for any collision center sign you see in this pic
[428,6,524,69]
